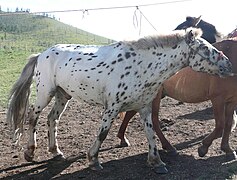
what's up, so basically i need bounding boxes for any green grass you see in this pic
[0,51,28,107]
[0,13,113,108]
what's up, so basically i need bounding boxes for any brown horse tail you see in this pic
[6,54,40,143]
[232,110,237,132]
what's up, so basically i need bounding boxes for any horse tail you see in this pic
[6,54,40,143]
[231,110,237,132]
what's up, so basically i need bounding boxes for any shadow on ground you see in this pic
[177,107,213,121]
[1,134,237,180]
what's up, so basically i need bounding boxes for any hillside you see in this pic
[0,13,113,52]
[0,13,113,107]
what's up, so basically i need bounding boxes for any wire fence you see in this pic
[0,0,192,54]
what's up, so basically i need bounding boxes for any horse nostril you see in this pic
[219,66,224,73]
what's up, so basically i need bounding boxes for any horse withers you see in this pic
[117,38,237,160]
[7,28,232,174]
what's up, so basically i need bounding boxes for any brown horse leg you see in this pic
[117,110,137,147]
[198,99,225,157]
[117,88,177,154]
[152,91,177,155]
[221,103,237,160]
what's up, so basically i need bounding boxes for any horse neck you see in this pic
[137,42,189,84]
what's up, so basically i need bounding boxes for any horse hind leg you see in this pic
[151,93,177,156]
[221,104,237,160]
[117,110,137,147]
[47,88,71,160]
[198,100,225,157]
[24,92,54,162]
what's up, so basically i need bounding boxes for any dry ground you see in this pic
[1,97,237,180]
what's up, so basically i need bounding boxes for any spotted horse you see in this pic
[7,28,232,174]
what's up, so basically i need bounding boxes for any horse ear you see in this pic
[186,29,195,44]
[193,15,202,26]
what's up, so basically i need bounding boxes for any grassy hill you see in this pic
[0,13,114,107]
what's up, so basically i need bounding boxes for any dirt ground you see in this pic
[1,97,237,180]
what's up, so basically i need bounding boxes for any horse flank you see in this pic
[7,54,39,142]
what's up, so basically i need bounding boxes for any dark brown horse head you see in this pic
[213,39,237,73]
[175,16,222,44]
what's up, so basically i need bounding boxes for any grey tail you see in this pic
[6,54,40,143]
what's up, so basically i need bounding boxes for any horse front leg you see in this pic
[221,103,237,160]
[198,99,225,157]
[139,105,168,174]
[117,110,137,147]
[47,91,70,160]
[88,108,118,170]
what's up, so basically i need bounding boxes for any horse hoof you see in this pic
[226,151,237,161]
[198,146,208,157]
[116,141,130,148]
[89,161,103,171]
[116,138,130,148]
[24,151,34,162]
[167,149,179,156]
[152,165,168,174]
[121,137,131,147]
[52,154,66,161]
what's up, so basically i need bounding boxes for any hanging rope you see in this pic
[139,9,158,32]
[133,6,158,35]
[82,9,89,19]
[133,6,142,35]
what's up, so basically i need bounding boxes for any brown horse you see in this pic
[117,38,237,159]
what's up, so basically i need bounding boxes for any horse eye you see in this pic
[201,45,208,51]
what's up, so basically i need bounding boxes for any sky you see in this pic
[0,0,236,41]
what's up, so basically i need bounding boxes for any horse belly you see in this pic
[56,69,106,105]
[60,81,105,105]
[163,68,210,103]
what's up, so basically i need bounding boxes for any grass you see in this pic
[0,13,112,108]
[0,51,28,107]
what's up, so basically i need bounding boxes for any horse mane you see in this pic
[126,28,202,50]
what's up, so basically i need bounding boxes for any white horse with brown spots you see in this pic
[7,28,232,174]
